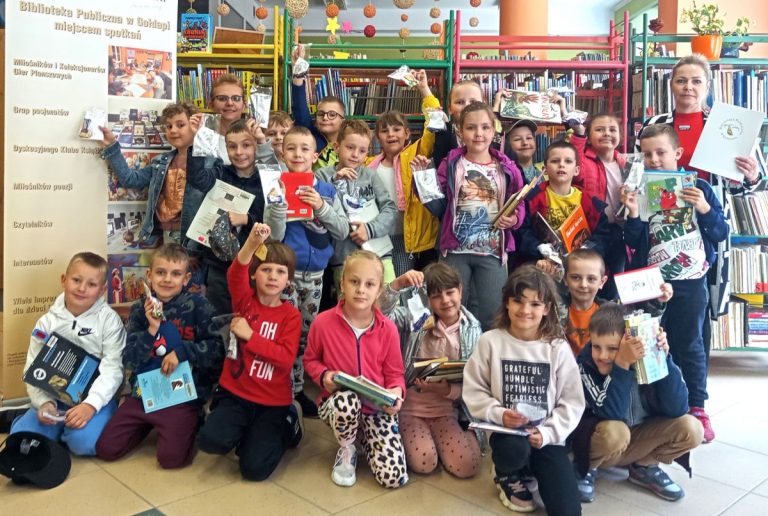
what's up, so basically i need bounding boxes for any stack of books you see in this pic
[410,357,466,384]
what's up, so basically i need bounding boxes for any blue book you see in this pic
[137,361,198,413]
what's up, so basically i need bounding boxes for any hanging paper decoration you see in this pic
[469,16,479,27]
[364,3,377,18]
[430,23,441,34]
[326,16,340,35]
[399,27,410,39]
[401,14,409,22]
[470,0,481,6]
[364,24,376,38]
[341,20,353,33]
[328,34,338,44]
[325,3,340,18]
[217,2,230,15]
[256,23,267,32]
[255,6,268,19]
[393,0,415,9]
[286,0,309,19]
[430,7,441,18]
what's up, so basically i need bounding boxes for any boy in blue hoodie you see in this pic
[572,303,702,503]
[96,244,224,468]
[264,126,349,417]
[622,123,729,443]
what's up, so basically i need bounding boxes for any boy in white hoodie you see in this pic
[11,252,126,457]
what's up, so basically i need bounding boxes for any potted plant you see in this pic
[679,2,751,60]
[721,17,752,58]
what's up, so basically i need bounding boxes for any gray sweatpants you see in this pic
[442,252,507,331]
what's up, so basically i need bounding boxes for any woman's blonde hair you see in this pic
[671,54,711,83]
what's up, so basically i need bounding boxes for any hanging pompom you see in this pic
[256,23,267,33]
[286,0,309,20]
[328,34,337,44]
[364,3,377,18]
[400,14,409,22]
[470,0,481,6]
[255,6,268,19]
[430,23,442,34]
[393,0,415,9]
[217,3,230,16]
[469,17,479,27]
[364,24,376,38]
[399,27,410,39]
[325,3,340,18]
[430,7,441,18]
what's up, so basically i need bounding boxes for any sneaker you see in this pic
[0,405,30,434]
[294,391,319,418]
[576,468,597,503]
[519,466,538,493]
[286,400,304,448]
[332,444,357,487]
[689,407,715,443]
[628,463,685,501]
[495,472,536,513]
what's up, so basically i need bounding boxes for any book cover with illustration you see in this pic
[559,204,591,253]
[625,312,668,384]
[499,90,562,124]
[643,170,696,213]
[180,14,212,53]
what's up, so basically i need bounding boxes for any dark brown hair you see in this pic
[585,113,621,140]
[150,243,190,270]
[494,265,562,341]
[544,140,579,165]
[564,248,606,276]
[67,252,108,282]
[161,101,198,125]
[588,302,626,337]
[458,101,495,128]
[248,242,297,282]
[375,110,408,134]
[225,119,253,138]
[639,123,681,148]
[423,262,462,297]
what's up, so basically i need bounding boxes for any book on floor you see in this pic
[333,372,401,408]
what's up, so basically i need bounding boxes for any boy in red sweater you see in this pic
[197,224,303,481]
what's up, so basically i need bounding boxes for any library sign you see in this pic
[3,1,176,399]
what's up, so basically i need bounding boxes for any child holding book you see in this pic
[11,253,126,457]
[419,102,525,331]
[380,263,482,478]
[291,44,344,170]
[304,250,408,489]
[622,124,729,442]
[572,303,702,503]
[186,118,268,315]
[197,224,303,481]
[316,120,398,289]
[100,102,203,246]
[96,244,224,468]
[264,125,349,417]
[463,265,584,515]
[367,104,439,275]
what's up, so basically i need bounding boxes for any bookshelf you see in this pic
[281,10,455,126]
[176,5,283,111]
[631,18,768,352]
[454,11,631,152]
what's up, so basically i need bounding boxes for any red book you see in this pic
[282,172,314,220]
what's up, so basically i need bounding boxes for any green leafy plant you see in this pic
[679,2,751,36]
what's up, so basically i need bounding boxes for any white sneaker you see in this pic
[332,444,357,487]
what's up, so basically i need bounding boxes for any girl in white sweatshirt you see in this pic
[463,265,584,516]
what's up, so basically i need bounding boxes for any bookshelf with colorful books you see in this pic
[176,6,283,111]
[454,11,630,152]
[281,10,456,133]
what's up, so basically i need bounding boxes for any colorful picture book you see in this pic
[282,172,314,220]
[624,311,668,384]
[638,170,696,220]
[23,332,101,407]
[333,372,400,408]
[499,90,562,123]
[532,205,591,254]
[180,14,212,53]
[417,360,467,383]
[136,361,198,413]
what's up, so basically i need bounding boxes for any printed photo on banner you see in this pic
[107,151,159,201]
[108,45,173,100]
[107,202,159,253]
[107,254,151,306]
[107,97,170,150]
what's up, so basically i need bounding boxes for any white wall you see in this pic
[548,0,614,35]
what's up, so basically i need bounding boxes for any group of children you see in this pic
[7,55,732,515]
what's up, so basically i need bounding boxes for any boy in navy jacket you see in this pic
[571,303,702,503]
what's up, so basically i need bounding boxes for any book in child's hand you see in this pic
[499,90,562,124]
[333,372,401,408]
[136,361,198,413]
[419,360,467,383]
[558,205,591,253]
[624,311,668,384]
[468,421,530,437]
[614,265,665,305]
[643,170,695,212]
[23,332,101,406]
[78,108,107,141]
[282,172,314,220]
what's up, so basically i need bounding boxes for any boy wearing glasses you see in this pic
[291,45,344,170]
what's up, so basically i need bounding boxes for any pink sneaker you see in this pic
[689,407,715,443]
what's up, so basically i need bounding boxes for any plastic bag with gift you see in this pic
[192,113,222,157]
[412,158,444,203]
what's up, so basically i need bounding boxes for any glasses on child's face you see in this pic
[316,110,343,120]
[213,95,244,103]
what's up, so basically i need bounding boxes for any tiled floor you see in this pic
[2,352,767,516]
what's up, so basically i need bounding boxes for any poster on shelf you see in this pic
[3,1,177,400]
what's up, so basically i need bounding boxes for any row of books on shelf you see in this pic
[177,65,263,109]
[727,190,768,237]
[730,245,768,294]
[711,296,768,349]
